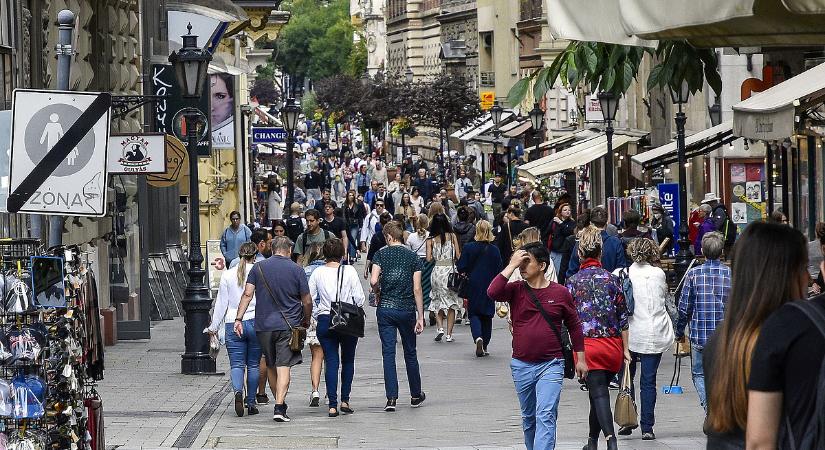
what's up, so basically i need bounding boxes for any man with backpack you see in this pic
[701,193,737,254]
[284,202,306,244]
[292,209,333,264]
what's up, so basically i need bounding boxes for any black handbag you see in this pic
[446,236,470,297]
[330,266,366,338]
[523,282,575,379]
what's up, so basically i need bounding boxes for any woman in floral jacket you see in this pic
[565,226,630,450]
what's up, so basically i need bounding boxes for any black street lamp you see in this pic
[708,96,722,127]
[281,98,302,207]
[671,80,692,283]
[598,91,620,198]
[169,24,214,375]
[528,102,544,156]
[405,68,414,83]
[490,101,505,187]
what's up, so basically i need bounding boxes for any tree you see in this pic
[273,0,361,83]
[315,74,363,121]
[301,91,319,118]
[508,40,720,106]
[250,78,280,105]
[345,37,368,77]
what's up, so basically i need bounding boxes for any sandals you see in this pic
[340,402,354,414]
[328,407,339,417]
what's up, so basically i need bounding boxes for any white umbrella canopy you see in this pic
[546,0,825,47]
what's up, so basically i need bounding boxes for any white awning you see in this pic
[631,122,735,179]
[545,0,825,47]
[526,129,600,154]
[732,62,825,140]
[454,112,515,142]
[518,134,635,183]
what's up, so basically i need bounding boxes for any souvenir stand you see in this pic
[606,189,654,226]
[0,239,104,450]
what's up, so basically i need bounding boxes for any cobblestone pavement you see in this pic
[102,261,706,450]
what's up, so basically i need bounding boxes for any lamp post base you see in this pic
[180,266,217,375]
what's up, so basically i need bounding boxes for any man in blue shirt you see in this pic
[675,231,730,411]
[566,206,628,278]
[220,211,252,263]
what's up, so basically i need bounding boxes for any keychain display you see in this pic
[0,240,105,450]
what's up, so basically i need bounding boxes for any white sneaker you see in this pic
[309,390,320,407]
[445,335,454,343]
[434,328,444,342]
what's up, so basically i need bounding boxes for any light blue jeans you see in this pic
[224,321,262,407]
[691,345,706,411]
[510,358,564,450]
[550,251,564,276]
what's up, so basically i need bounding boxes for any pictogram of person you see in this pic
[39,113,79,165]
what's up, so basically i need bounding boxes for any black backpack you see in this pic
[285,217,304,242]
[714,205,737,245]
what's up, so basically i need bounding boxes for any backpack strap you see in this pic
[785,300,825,450]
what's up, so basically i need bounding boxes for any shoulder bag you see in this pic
[522,282,575,379]
[256,265,307,352]
[330,266,366,338]
[614,363,639,428]
[447,235,470,297]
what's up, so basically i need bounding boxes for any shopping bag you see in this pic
[614,364,638,428]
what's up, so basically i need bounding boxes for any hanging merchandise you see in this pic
[606,192,654,227]
[0,240,105,450]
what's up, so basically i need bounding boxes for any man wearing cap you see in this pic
[701,192,736,253]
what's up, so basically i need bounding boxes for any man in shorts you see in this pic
[234,236,313,422]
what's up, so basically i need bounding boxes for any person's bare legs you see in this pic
[275,367,291,404]
[257,357,268,397]
[309,344,323,405]
[447,308,456,337]
[436,310,445,330]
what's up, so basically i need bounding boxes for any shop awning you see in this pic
[168,0,248,22]
[545,0,825,47]
[631,122,735,178]
[732,62,825,140]
[518,134,635,183]
[503,121,534,138]
[452,112,516,142]
[526,129,600,155]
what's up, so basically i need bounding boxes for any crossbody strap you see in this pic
[522,281,564,346]
[257,265,296,330]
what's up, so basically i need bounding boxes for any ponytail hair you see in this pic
[237,242,258,287]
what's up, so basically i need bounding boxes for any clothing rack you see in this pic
[606,195,653,226]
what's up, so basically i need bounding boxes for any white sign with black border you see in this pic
[8,89,111,216]
[107,133,167,174]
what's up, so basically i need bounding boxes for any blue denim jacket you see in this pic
[566,230,628,278]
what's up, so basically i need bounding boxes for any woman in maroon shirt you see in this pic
[488,242,586,450]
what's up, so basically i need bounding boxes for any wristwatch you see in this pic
[234,318,242,322]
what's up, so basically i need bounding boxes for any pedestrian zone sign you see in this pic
[8,89,111,216]
[252,127,287,144]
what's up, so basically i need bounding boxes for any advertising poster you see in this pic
[731,202,747,224]
[658,183,680,252]
[205,240,225,299]
[210,73,235,149]
[730,164,746,183]
[151,64,212,157]
[746,181,762,202]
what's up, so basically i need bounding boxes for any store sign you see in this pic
[251,127,287,144]
[658,183,680,252]
[151,64,212,157]
[584,94,603,122]
[146,135,188,188]
[480,91,495,110]
[107,133,166,174]
[205,240,225,299]
[8,89,111,216]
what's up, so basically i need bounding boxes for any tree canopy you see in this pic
[249,78,280,105]
[272,0,363,82]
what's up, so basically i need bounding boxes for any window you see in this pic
[0,49,11,110]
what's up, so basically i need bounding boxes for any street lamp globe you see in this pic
[528,102,544,131]
[597,91,619,122]
[405,68,414,83]
[168,24,212,99]
[490,101,504,126]
[670,80,691,105]
[281,98,301,132]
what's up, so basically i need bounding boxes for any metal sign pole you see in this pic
[31,10,74,246]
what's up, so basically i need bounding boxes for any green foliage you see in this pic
[255,61,277,80]
[407,73,482,130]
[647,41,721,97]
[250,78,280,105]
[273,0,360,81]
[301,91,319,118]
[507,39,721,106]
[345,37,368,77]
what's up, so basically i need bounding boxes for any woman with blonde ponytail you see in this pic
[406,214,432,310]
[208,242,261,417]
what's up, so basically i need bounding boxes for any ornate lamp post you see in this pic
[490,101,504,187]
[528,102,545,156]
[708,97,722,127]
[169,24,214,375]
[598,91,620,198]
[671,81,692,283]
[281,98,302,207]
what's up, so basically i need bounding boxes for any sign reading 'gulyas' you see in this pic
[107,133,167,174]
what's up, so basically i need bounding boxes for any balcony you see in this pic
[480,71,495,87]
[520,0,542,21]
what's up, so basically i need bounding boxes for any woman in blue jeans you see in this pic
[369,221,427,412]
[488,243,587,450]
[308,238,366,417]
[208,243,261,417]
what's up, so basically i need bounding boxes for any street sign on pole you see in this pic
[107,133,167,174]
[8,89,111,216]
[251,126,287,144]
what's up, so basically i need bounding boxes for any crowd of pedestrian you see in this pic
[208,138,825,449]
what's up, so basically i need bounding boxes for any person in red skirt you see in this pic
[565,226,630,450]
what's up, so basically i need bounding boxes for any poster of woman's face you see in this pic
[210,73,235,149]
